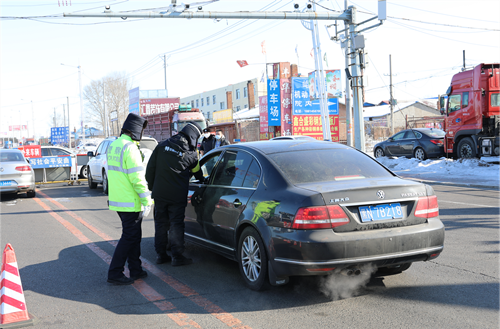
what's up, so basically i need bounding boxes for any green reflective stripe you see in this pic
[109,201,135,208]
[126,166,144,174]
[138,191,151,198]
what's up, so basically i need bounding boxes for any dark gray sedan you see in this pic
[185,140,445,290]
[374,128,446,160]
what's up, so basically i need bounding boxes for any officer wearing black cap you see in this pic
[145,121,205,266]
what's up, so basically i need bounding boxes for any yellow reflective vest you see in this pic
[107,134,152,212]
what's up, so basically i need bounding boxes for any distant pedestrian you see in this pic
[214,129,230,149]
[199,128,215,156]
[146,121,205,266]
[107,113,152,285]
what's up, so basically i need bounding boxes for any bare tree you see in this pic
[83,72,133,136]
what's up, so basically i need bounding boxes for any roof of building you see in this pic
[363,101,437,119]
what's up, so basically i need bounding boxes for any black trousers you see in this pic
[154,200,186,258]
[108,211,143,280]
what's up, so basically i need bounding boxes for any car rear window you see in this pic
[0,152,24,162]
[425,130,446,137]
[268,148,393,184]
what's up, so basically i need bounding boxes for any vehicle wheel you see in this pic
[414,147,427,161]
[238,227,270,291]
[88,169,97,189]
[374,148,385,158]
[26,190,36,198]
[376,262,412,276]
[102,170,109,195]
[80,165,88,179]
[457,137,477,158]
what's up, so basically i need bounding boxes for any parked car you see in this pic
[87,136,157,194]
[41,146,84,179]
[185,140,445,290]
[0,149,36,197]
[270,135,316,141]
[76,142,98,154]
[373,128,446,160]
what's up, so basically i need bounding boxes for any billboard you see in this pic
[292,78,339,115]
[292,115,340,141]
[29,156,72,169]
[129,87,140,115]
[267,79,281,126]
[213,109,233,124]
[259,96,269,140]
[140,98,180,116]
[308,69,342,99]
[280,79,292,136]
[18,145,41,158]
[9,125,27,131]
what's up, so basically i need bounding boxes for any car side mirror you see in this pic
[440,108,445,115]
[87,151,95,157]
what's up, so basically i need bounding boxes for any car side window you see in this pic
[96,141,106,155]
[404,131,422,139]
[242,159,261,188]
[212,151,253,187]
[448,94,461,113]
[104,141,112,154]
[462,92,469,108]
[198,151,223,180]
[392,131,405,141]
[51,148,70,156]
[41,148,51,156]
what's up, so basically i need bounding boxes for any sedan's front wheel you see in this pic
[238,227,269,291]
[374,148,385,158]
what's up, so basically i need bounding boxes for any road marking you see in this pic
[33,197,202,329]
[439,200,499,208]
[37,191,251,329]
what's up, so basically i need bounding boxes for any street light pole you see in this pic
[78,63,85,144]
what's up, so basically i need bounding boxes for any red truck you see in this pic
[439,63,499,158]
[142,105,207,142]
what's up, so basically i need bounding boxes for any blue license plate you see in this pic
[359,203,403,222]
[0,180,14,187]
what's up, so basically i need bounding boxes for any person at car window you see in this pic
[146,121,205,266]
[107,113,153,285]
[198,128,215,156]
[214,129,230,149]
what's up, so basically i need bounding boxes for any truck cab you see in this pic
[439,63,500,158]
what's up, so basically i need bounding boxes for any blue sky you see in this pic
[1,0,499,138]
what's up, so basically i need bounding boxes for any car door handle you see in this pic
[233,199,242,207]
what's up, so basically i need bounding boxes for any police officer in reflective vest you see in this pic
[146,121,204,266]
[107,113,153,285]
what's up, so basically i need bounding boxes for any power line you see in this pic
[1,72,77,91]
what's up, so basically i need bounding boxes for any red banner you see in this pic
[292,115,340,141]
[18,145,41,158]
[237,60,248,67]
[9,125,27,131]
[280,79,292,136]
[140,98,180,116]
[259,96,269,140]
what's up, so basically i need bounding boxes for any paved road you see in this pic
[0,181,498,329]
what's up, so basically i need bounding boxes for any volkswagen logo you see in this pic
[377,190,385,199]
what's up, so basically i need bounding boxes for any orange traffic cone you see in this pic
[1,244,35,328]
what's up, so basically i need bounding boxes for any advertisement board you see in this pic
[292,115,340,141]
[213,109,233,124]
[307,70,342,99]
[292,78,338,115]
[140,98,180,116]
[280,79,292,136]
[267,79,281,126]
[9,125,27,131]
[259,96,269,140]
[51,127,69,144]
[29,156,72,169]
[18,145,41,158]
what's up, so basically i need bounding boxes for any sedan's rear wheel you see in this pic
[374,148,385,158]
[238,227,269,291]
[26,190,36,198]
[376,262,412,276]
[414,147,427,161]
[88,169,97,189]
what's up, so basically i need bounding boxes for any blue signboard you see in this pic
[30,156,72,169]
[51,127,69,144]
[129,102,139,115]
[267,79,281,126]
[292,77,339,115]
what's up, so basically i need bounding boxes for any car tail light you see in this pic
[430,139,444,146]
[292,205,350,229]
[15,166,31,172]
[414,195,439,218]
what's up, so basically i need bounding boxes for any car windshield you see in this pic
[0,152,24,162]
[140,140,157,151]
[177,120,207,132]
[269,148,393,184]
[425,130,446,137]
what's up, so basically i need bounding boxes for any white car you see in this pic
[87,137,157,194]
[41,146,84,179]
[0,149,36,197]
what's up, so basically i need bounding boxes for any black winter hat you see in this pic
[121,113,147,141]
[180,121,203,149]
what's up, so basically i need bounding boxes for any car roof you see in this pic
[0,149,23,154]
[227,140,351,155]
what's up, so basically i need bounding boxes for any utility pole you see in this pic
[164,54,168,93]
[344,0,352,146]
[389,54,394,135]
[63,104,66,128]
[103,83,107,137]
[54,108,56,127]
[31,101,35,143]
[78,63,85,144]
[67,96,71,148]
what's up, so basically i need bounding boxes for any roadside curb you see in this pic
[401,176,499,190]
